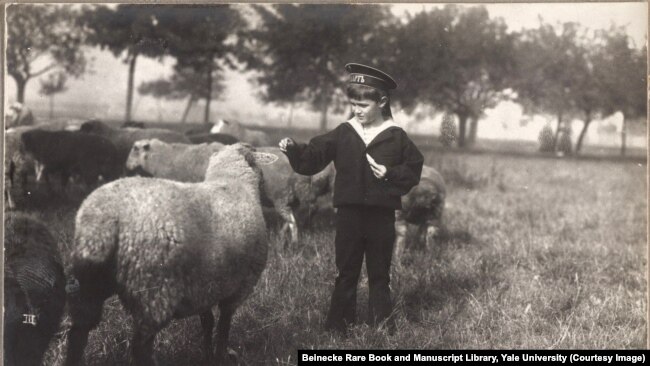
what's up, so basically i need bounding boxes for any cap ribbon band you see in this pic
[349,73,389,90]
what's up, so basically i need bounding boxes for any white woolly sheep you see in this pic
[4,212,66,366]
[210,119,272,147]
[395,165,446,260]
[5,103,35,129]
[65,143,275,366]
[125,139,225,181]
[78,119,191,167]
[126,139,327,244]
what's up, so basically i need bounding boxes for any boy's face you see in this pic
[349,97,386,125]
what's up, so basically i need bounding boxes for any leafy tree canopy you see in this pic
[7,4,87,102]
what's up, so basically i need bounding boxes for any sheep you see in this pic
[306,164,445,260]
[125,139,225,182]
[21,129,122,191]
[5,126,37,209]
[184,123,213,136]
[210,119,272,147]
[65,143,275,366]
[4,212,66,366]
[5,102,35,129]
[121,121,146,129]
[187,132,239,145]
[78,119,191,167]
[395,165,446,260]
[125,139,328,244]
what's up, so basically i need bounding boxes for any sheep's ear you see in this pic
[252,152,279,165]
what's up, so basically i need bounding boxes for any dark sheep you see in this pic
[4,213,65,366]
[21,129,122,189]
[186,132,239,145]
[121,121,146,129]
[183,123,213,136]
[79,119,190,166]
[5,126,37,209]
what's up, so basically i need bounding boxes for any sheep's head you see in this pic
[210,119,242,135]
[205,143,278,189]
[125,139,161,177]
[79,119,109,134]
[20,129,47,157]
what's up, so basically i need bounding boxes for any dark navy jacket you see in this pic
[284,121,424,209]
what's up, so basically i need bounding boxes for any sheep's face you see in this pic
[125,140,153,175]
[210,119,241,135]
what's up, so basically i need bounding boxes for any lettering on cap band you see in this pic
[345,63,397,90]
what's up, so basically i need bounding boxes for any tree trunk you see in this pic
[125,52,139,123]
[49,95,54,119]
[575,111,591,154]
[288,99,294,128]
[204,64,213,124]
[319,96,329,132]
[552,111,563,151]
[15,78,27,103]
[468,117,479,146]
[457,113,468,148]
[621,114,627,156]
[181,95,196,124]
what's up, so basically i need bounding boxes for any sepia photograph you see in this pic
[3,2,647,365]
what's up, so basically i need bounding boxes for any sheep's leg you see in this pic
[394,216,407,265]
[215,302,236,365]
[131,322,159,366]
[287,212,298,244]
[200,310,215,364]
[425,222,439,251]
[277,206,298,246]
[65,299,105,366]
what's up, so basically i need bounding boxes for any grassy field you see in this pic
[5,122,646,364]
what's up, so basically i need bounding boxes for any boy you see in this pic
[279,63,423,334]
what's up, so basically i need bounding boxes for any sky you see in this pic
[5,2,648,146]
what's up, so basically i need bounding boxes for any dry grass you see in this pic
[6,134,645,364]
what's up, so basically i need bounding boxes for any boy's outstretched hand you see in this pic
[366,154,387,180]
[279,137,295,152]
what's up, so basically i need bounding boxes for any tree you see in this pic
[572,38,601,155]
[7,4,86,103]
[82,4,169,122]
[242,4,393,131]
[390,5,516,147]
[513,21,587,153]
[592,28,647,156]
[39,72,68,119]
[154,5,245,124]
[138,66,225,123]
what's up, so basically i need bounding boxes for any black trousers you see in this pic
[325,205,396,332]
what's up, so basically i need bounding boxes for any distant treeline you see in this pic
[6,4,646,154]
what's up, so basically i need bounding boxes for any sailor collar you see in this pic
[346,117,400,147]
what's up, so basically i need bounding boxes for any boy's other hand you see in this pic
[366,154,387,180]
[279,137,295,152]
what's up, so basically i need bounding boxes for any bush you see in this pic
[538,125,555,152]
[439,114,457,147]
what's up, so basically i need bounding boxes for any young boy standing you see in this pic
[279,63,423,334]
